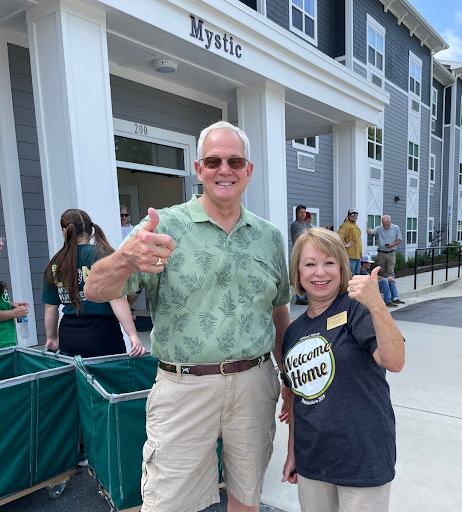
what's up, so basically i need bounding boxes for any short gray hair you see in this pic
[197,121,250,161]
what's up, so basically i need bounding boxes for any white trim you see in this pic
[113,118,196,177]
[384,77,409,97]
[288,0,318,47]
[431,133,443,142]
[431,86,438,119]
[296,151,315,172]
[409,51,422,100]
[366,15,386,90]
[0,32,37,346]
[108,62,223,109]
[291,137,319,154]
[428,216,434,245]
[2,28,29,48]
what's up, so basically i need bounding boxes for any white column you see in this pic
[236,82,288,248]
[333,121,369,251]
[26,0,120,255]
[0,31,38,346]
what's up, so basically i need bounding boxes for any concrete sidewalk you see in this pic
[261,273,462,512]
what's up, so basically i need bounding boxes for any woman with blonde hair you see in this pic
[42,209,145,358]
[281,227,404,512]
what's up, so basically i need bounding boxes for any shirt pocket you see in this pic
[251,255,279,304]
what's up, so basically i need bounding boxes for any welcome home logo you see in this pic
[283,335,335,400]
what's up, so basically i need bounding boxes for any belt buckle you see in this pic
[220,361,235,376]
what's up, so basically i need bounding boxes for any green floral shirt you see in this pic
[123,196,291,363]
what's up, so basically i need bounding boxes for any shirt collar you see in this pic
[187,195,253,227]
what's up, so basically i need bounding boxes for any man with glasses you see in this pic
[338,208,362,275]
[85,121,291,512]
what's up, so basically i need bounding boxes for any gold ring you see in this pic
[155,257,163,267]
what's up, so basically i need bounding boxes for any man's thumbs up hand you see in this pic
[123,208,176,273]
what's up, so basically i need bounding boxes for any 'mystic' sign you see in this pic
[190,15,242,58]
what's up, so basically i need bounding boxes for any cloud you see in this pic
[437,29,462,61]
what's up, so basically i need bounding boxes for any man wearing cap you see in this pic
[84,121,291,512]
[366,215,402,279]
[290,205,309,305]
[338,208,362,276]
[360,255,404,307]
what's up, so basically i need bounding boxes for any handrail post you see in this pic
[446,246,449,282]
[414,249,418,290]
[431,247,434,286]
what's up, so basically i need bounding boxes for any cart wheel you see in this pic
[47,481,66,500]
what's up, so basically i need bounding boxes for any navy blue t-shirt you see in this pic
[282,293,396,487]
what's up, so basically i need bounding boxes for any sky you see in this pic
[410,0,462,61]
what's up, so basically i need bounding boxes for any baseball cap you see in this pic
[348,208,359,215]
[361,255,373,263]
[306,211,311,218]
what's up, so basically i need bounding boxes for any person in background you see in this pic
[120,205,134,239]
[304,211,314,230]
[282,228,405,512]
[366,215,402,279]
[360,255,404,307]
[0,237,30,348]
[338,207,362,276]
[42,209,145,359]
[291,205,309,305]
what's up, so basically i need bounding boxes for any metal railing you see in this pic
[413,245,462,289]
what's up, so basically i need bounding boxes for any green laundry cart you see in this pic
[73,353,158,512]
[0,347,79,506]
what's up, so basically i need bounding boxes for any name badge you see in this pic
[327,311,347,330]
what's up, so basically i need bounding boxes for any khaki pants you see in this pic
[298,475,391,512]
[141,359,280,512]
[378,251,396,278]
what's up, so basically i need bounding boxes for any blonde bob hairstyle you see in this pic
[290,227,351,298]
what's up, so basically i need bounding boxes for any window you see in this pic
[368,127,383,161]
[292,206,319,227]
[459,163,462,185]
[408,142,419,172]
[409,58,421,97]
[292,137,319,153]
[458,220,462,242]
[428,217,434,245]
[368,25,384,72]
[407,217,417,244]
[290,0,317,44]
[430,154,436,183]
[367,214,381,246]
[431,88,438,119]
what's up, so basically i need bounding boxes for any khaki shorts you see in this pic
[298,475,391,512]
[141,358,280,512]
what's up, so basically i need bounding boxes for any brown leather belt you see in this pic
[158,352,271,376]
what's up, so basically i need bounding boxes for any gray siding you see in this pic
[8,44,47,343]
[353,61,367,78]
[286,136,334,254]
[383,82,408,255]
[353,0,432,106]
[432,78,444,139]
[0,192,10,291]
[110,75,221,139]
[266,0,289,30]
[453,126,460,241]
[442,126,451,245]
[418,107,430,248]
[430,136,442,226]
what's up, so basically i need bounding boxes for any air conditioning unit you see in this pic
[297,152,315,171]
[431,119,436,132]
[429,184,433,196]
[411,100,420,113]
[370,167,381,180]
[409,177,418,188]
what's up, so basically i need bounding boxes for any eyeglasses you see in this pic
[121,213,129,218]
[0,237,4,244]
[348,213,358,217]
[200,157,248,170]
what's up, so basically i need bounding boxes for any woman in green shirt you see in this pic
[0,237,30,348]
[42,209,145,358]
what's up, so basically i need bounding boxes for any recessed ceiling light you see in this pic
[152,59,177,73]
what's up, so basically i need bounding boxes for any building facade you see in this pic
[0,0,458,346]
